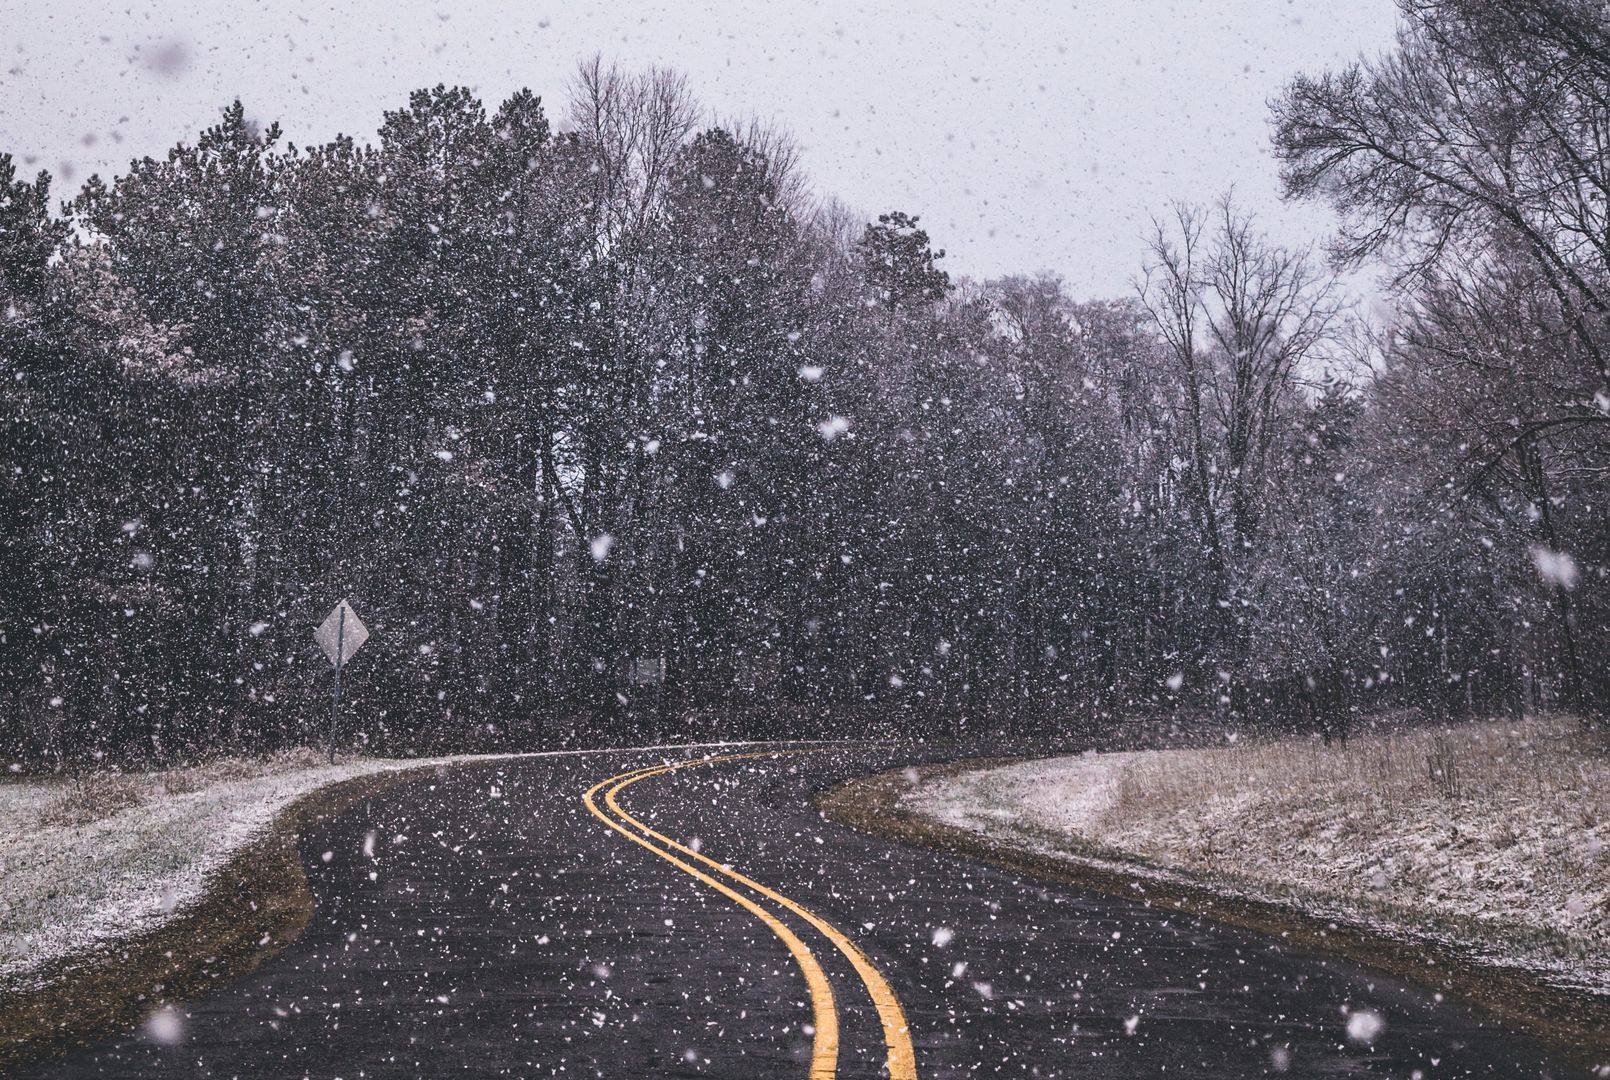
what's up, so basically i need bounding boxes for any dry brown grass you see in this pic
[1106,715,1607,825]
[31,749,340,828]
[37,776,146,827]
[1088,715,1609,984]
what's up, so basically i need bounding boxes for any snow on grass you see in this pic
[0,750,441,990]
[906,716,1609,994]
[0,738,811,992]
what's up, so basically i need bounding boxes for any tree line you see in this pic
[2,3,1605,767]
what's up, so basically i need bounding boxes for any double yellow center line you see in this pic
[582,752,917,1080]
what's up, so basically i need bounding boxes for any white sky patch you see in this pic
[3,0,1396,298]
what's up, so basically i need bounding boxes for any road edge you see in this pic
[0,739,835,1070]
[0,762,447,1071]
[817,758,1610,1067]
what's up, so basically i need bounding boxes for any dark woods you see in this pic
[3,5,1606,767]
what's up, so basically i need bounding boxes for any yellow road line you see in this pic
[591,753,918,1080]
[582,764,839,1080]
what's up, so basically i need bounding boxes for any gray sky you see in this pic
[3,0,1400,298]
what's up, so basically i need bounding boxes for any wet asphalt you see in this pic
[12,744,1576,1079]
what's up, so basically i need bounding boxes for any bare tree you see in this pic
[1274,0,1610,717]
[568,57,700,255]
[1272,0,1610,381]
[1137,197,1342,703]
[1139,198,1340,567]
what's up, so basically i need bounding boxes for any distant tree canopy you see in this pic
[1,43,1604,767]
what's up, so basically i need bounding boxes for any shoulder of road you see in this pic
[0,740,805,1069]
[820,735,1610,1068]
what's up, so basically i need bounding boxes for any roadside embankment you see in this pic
[821,715,1610,1063]
[0,750,451,1066]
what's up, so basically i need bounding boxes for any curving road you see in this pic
[15,745,1574,1078]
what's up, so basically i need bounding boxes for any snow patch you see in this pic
[903,717,1610,995]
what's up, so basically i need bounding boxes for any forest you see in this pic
[2,0,1606,766]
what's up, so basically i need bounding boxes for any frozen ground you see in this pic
[907,716,1609,994]
[0,750,449,990]
[0,740,783,992]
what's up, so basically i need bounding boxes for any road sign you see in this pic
[316,599,369,763]
[315,600,369,667]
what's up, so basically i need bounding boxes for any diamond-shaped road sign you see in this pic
[315,600,370,667]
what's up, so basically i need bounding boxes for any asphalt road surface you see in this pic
[16,744,1576,1079]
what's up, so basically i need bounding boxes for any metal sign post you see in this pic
[315,599,370,763]
[329,606,345,764]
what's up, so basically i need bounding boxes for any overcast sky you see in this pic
[3,0,1401,298]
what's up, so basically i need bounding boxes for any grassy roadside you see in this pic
[818,755,1610,1067]
[0,762,445,1070]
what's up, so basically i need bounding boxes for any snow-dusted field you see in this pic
[907,717,1609,994]
[0,751,447,990]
